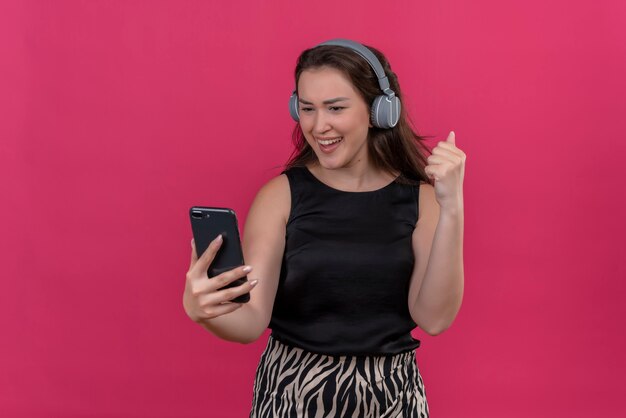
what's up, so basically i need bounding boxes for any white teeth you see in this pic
[318,137,343,145]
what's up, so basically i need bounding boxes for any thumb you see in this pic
[446,131,455,145]
[446,131,456,145]
[190,238,198,269]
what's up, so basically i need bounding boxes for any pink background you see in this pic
[1,0,625,417]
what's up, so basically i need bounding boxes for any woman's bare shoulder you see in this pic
[256,173,290,200]
[417,181,438,221]
[249,173,291,222]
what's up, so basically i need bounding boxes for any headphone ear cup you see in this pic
[289,92,300,122]
[370,95,401,129]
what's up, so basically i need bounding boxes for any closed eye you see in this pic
[300,106,346,112]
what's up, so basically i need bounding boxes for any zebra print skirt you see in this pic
[249,335,430,417]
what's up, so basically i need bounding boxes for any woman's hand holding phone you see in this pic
[183,235,259,323]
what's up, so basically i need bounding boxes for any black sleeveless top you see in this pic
[268,166,422,356]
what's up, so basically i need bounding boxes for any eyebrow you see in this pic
[298,97,351,105]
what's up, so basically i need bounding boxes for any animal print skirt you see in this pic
[249,335,430,417]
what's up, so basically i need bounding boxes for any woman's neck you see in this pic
[307,160,398,192]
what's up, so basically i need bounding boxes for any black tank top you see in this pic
[269,166,422,356]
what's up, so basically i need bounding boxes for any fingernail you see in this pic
[214,234,223,243]
[242,265,252,272]
[191,238,194,247]
[250,279,259,286]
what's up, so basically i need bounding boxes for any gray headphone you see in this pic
[288,38,401,129]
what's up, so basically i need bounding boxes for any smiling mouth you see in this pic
[316,137,343,145]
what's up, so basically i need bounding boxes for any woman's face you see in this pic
[297,66,372,170]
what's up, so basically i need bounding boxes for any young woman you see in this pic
[184,38,466,417]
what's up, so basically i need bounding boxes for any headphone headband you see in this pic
[318,39,393,97]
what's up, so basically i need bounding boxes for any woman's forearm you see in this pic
[196,303,267,344]
[413,207,464,335]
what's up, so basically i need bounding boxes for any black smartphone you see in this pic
[189,206,250,303]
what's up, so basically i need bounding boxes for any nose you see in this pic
[312,111,331,134]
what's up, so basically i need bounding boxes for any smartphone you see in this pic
[189,206,250,303]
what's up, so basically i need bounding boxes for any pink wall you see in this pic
[1,0,625,417]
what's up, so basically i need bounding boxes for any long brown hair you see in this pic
[284,43,434,186]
